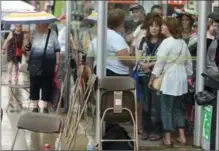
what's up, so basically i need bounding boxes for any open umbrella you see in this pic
[1,0,35,13]
[2,11,58,24]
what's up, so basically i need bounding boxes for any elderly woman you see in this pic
[87,8,133,76]
[148,17,193,146]
[25,24,60,113]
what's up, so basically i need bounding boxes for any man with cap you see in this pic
[124,4,145,45]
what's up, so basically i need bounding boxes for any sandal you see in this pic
[149,134,162,141]
[14,76,18,82]
[176,139,187,146]
[141,133,149,140]
[161,141,174,148]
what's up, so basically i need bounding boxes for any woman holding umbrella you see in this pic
[25,23,60,113]
[2,11,60,113]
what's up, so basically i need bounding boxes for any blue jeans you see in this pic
[161,93,185,132]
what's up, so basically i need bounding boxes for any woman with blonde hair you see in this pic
[149,17,193,147]
[2,24,25,82]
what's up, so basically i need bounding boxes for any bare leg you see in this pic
[30,100,39,112]
[178,128,187,143]
[8,62,13,82]
[14,63,19,81]
[39,100,49,113]
[38,100,48,108]
[163,132,171,145]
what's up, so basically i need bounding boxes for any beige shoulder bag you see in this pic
[152,42,183,90]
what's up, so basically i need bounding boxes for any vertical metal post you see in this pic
[206,1,213,14]
[95,0,107,145]
[216,91,219,150]
[163,0,168,16]
[194,1,207,147]
[0,0,2,150]
[64,0,71,112]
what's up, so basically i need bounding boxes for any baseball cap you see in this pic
[129,4,145,12]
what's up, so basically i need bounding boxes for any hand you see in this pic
[148,81,153,89]
[55,64,59,72]
[139,62,150,69]
[188,78,193,87]
[2,49,6,54]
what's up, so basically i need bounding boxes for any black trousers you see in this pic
[30,75,53,102]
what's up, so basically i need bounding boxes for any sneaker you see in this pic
[42,108,49,113]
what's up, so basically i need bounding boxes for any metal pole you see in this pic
[95,0,107,144]
[216,91,219,150]
[163,0,168,16]
[194,1,207,147]
[0,0,2,150]
[64,0,71,112]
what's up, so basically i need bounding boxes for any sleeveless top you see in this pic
[8,31,24,50]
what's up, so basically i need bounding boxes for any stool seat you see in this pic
[17,112,61,133]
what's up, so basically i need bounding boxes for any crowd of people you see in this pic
[1,3,219,147]
[86,4,219,147]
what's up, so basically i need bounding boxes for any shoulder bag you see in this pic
[152,42,183,90]
[28,29,51,77]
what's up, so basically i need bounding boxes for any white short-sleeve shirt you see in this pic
[152,37,193,96]
[87,29,129,75]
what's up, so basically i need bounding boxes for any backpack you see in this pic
[101,124,134,150]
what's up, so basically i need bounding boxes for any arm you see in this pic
[54,33,61,72]
[185,46,193,77]
[113,35,135,68]
[86,39,96,73]
[148,40,169,88]
[116,48,135,68]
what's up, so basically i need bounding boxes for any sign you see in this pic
[202,105,213,141]
[168,0,187,5]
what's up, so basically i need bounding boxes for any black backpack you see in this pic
[102,124,134,150]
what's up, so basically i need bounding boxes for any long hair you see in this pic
[144,14,164,43]
[163,17,182,39]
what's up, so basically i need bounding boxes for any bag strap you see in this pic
[163,41,184,74]
[42,28,51,60]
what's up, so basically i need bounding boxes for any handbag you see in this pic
[28,29,51,77]
[194,91,215,105]
[152,42,184,90]
[15,40,22,57]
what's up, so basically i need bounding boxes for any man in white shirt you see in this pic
[125,4,145,45]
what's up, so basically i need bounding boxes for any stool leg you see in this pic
[11,129,19,150]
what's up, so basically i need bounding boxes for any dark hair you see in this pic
[141,12,156,29]
[151,5,163,12]
[108,8,125,30]
[177,14,195,27]
[144,14,164,43]
[163,17,182,39]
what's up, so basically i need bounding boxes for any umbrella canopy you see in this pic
[2,11,58,24]
[1,0,35,13]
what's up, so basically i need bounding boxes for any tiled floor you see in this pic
[1,56,88,150]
